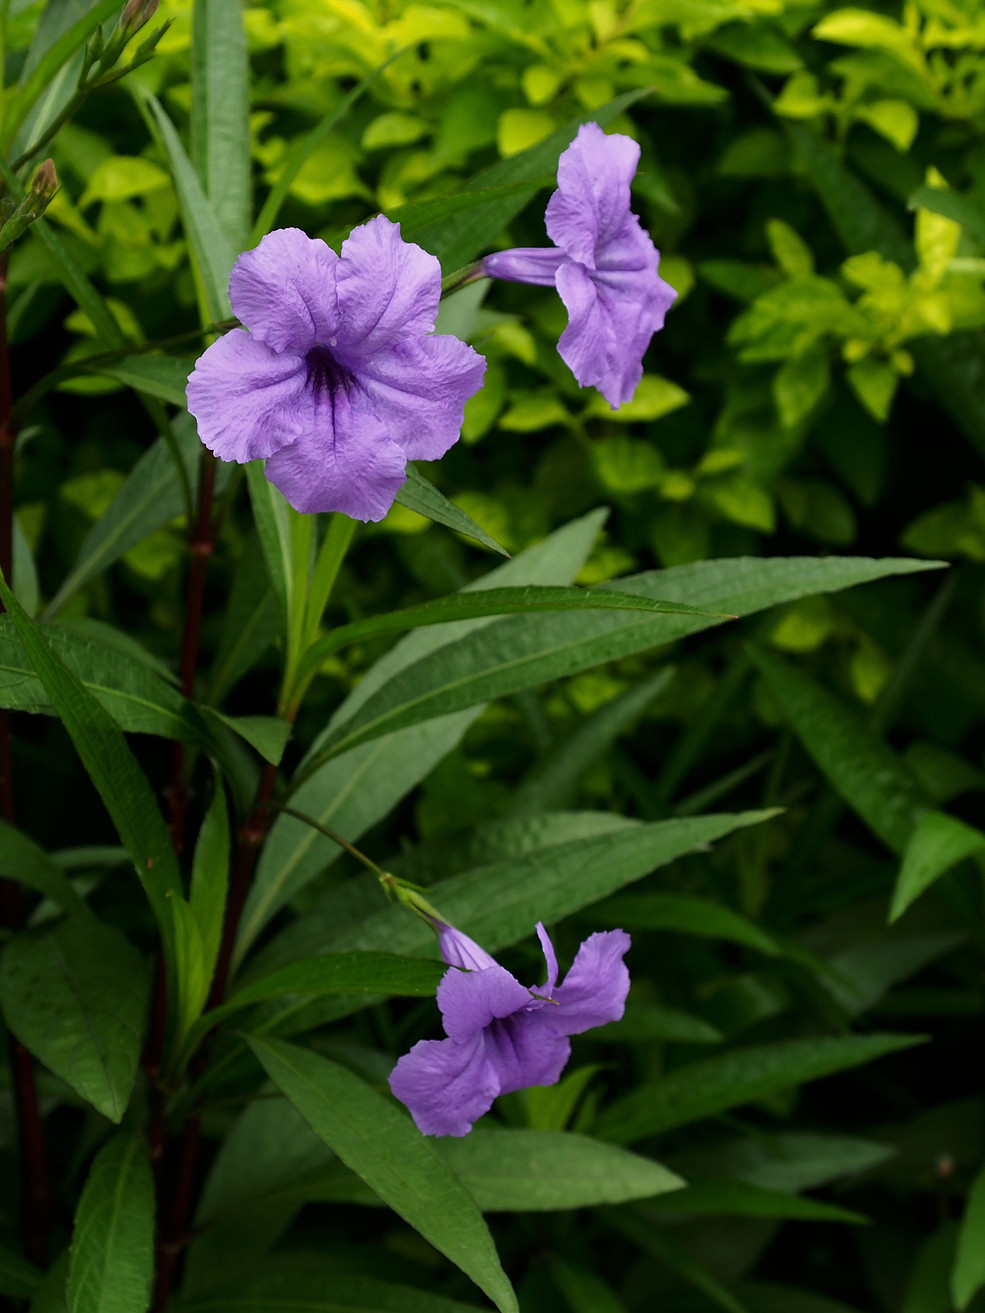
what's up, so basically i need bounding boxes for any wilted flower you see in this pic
[481,122,677,409]
[186,219,486,521]
[389,920,631,1137]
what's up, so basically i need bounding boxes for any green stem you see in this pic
[280,512,356,717]
[10,90,84,171]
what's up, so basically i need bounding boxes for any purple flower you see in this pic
[389,920,631,1137]
[481,122,677,409]
[186,218,486,521]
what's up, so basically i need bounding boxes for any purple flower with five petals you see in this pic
[186,218,486,521]
[481,122,677,409]
[389,920,631,1137]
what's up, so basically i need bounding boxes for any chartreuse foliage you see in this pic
[2,0,985,1311]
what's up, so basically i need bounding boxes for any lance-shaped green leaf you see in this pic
[0,616,200,743]
[0,914,146,1121]
[85,354,194,409]
[295,586,730,690]
[134,87,235,323]
[181,953,446,1062]
[67,1134,154,1313]
[508,668,674,817]
[292,1127,683,1213]
[436,1129,683,1212]
[0,575,180,944]
[953,1163,985,1309]
[45,417,201,618]
[237,513,607,960]
[246,461,294,625]
[394,465,509,555]
[589,892,782,956]
[594,1034,926,1144]
[750,645,930,853]
[209,531,279,704]
[297,556,943,775]
[190,777,230,988]
[890,810,985,923]
[647,1178,866,1224]
[176,1272,486,1313]
[248,1036,518,1313]
[2,0,121,147]
[0,818,86,914]
[246,810,776,988]
[191,0,250,252]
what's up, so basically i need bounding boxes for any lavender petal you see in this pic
[389,1032,499,1137]
[337,216,441,356]
[545,123,640,268]
[548,929,631,1035]
[352,335,486,462]
[263,383,407,520]
[437,962,534,1043]
[228,228,340,355]
[185,329,307,463]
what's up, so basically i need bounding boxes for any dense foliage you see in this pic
[2,1,985,1311]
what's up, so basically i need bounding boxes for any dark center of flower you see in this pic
[304,342,354,396]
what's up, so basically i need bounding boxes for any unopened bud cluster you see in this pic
[84,0,170,87]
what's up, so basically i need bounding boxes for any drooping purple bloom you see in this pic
[481,122,677,409]
[389,920,630,1137]
[186,218,486,521]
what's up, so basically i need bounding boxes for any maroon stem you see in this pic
[0,252,49,1267]
[150,758,280,1313]
[168,448,217,853]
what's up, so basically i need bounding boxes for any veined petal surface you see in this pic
[229,227,340,354]
[186,330,307,462]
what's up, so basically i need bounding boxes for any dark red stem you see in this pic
[150,758,279,1313]
[0,253,49,1267]
[168,448,217,853]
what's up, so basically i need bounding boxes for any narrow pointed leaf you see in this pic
[67,1134,154,1313]
[395,465,509,555]
[953,1163,985,1309]
[0,575,181,943]
[248,1036,518,1313]
[190,777,230,983]
[0,818,86,914]
[296,587,729,687]
[301,556,943,772]
[3,0,120,145]
[595,1034,926,1144]
[509,668,674,817]
[135,88,235,323]
[890,810,985,923]
[0,915,146,1121]
[750,645,930,853]
[247,810,777,988]
[191,0,250,251]
[45,418,201,617]
[86,354,194,409]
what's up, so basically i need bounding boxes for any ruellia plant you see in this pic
[1,3,984,1313]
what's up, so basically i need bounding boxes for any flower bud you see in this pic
[0,160,59,254]
[120,0,158,38]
